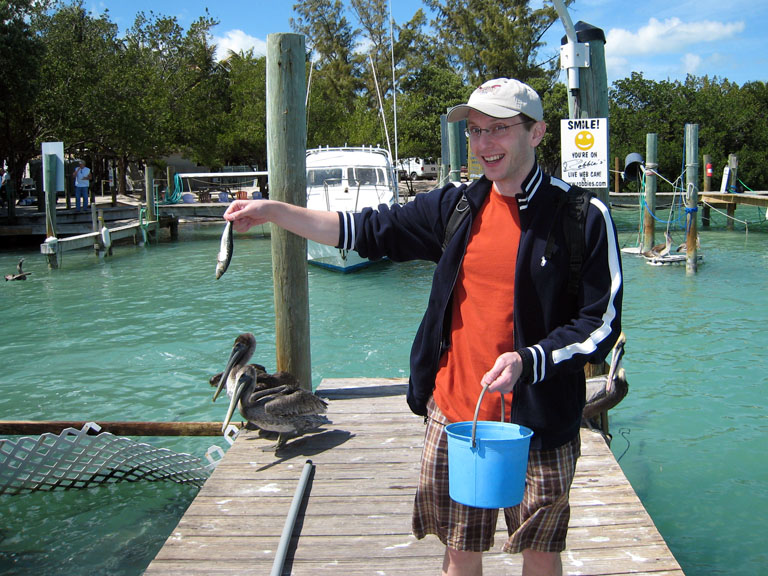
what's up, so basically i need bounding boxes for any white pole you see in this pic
[370,54,392,161]
[389,0,398,166]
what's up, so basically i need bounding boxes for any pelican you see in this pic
[583,332,628,421]
[642,232,673,258]
[676,234,700,253]
[5,258,31,281]
[213,333,329,450]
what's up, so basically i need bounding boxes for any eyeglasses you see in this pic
[465,119,532,139]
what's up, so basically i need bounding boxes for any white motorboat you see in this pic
[305,146,398,272]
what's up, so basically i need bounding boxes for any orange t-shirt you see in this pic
[433,184,521,423]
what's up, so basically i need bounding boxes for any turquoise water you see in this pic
[0,204,766,575]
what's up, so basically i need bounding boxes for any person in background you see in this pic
[0,167,9,209]
[73,159,92,212]
[222,78,623,576]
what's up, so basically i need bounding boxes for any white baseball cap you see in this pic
[447,78,544,123]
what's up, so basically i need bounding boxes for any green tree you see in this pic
[216,50,267,168]
[423,0,563,86]
[397,65,465,159]
[0,0,47,196]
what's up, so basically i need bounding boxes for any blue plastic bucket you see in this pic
[445,387,533,509]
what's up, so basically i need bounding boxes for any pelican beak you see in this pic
[221,375,250,432]
[213,340,249,402]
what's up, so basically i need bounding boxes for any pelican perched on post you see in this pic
[213,333,329,450]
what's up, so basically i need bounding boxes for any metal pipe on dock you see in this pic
[270,460,315,576]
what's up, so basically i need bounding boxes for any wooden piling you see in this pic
[448,121,462,182]
[726,154,738,230]
[145,165,156,223]
[266,33,312,392]
[642,133,658,253]
[564,22,610,206]
[684,124,699,275]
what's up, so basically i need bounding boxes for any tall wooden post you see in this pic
[556,6,612,434]
[448,121,463,182]
[563,21,610,206]
[642,134,658,253]
[267,33,312,392]
[166,165,175,203]
[145,165,156,222]
[614,156,620,193]
[726,154,738,230]
[684,124,699,275]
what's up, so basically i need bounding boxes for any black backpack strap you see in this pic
[441,191,470,252]
[543,191,568,264]
[541,185,593,303]
[564,186,593,299]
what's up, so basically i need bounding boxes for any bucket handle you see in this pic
[470,384,506,448]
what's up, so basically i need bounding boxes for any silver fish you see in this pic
[215,221,233,279]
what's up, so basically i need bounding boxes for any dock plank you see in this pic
[145,378,684,576]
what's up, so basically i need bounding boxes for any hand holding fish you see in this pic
[224,199,341,246]
[224,199,273,233]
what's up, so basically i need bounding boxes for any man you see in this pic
[73,160,92,212]
[224,78,623,576]
[0,167,8,209]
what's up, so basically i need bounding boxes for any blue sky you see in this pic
[89,0,766,86]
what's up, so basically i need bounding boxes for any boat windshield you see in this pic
[308,168,342,187]
[348,167,388,187]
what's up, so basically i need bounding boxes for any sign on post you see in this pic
[560,118,608,188]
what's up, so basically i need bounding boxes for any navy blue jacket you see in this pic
[336,164,623,449]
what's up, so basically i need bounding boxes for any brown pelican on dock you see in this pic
[213,333,329,450]
[5,258,32,281]
[583,332,628,422]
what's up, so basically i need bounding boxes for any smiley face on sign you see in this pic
[574,131,594,151]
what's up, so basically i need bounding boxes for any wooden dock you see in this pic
[700,192,768,229]
[145,378,684,576]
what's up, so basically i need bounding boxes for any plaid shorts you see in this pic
[412,397,580,553]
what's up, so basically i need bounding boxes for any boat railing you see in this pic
[323,182,331,211]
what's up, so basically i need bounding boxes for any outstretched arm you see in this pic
[223,199,340,246]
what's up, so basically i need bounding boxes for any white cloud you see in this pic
[681,53,703,75]
[606,17,745,57]
[212,29,267,61]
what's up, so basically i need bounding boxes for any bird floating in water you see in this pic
[5,258,32,281]
[583,332,628,421]
[215,220,233,279]
[213,333,329,450]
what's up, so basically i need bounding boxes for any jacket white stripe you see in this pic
[341,212,355,250]
[530,344,545,382]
